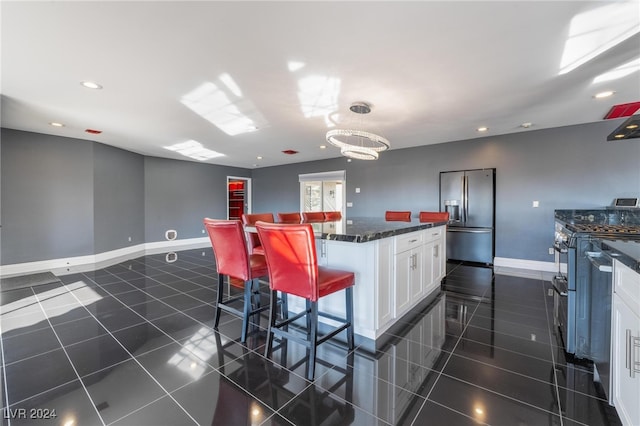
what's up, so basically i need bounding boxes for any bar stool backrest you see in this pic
[203,218,250,282]
[241,213,274,251]
[385,210,411,221]
[302,212,325,223]
[323,211,342,221]
[277,212,302,223]
[419,211,450,222]
[256,222,319,301]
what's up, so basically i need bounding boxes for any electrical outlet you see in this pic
[128,236,132,242]
[548,247,554,255]
[202,229,205,234]
[532,200,539,208]
[347,202,353,207]
[355,187,361,193]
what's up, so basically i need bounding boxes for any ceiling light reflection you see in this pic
[593,57,640,84]
[181,81,268,136]
[288,61,306,72]
[559,1,640,75]
[219,73,243,97]
[164,140,225,161]
[297,75,340,119]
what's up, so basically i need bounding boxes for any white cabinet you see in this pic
[376,238,394,330]
[612,259,640,426]
[394,231,424,316]
[423,227,445,295]
[304,225,445,340]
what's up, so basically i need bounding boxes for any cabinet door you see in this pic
[377,238,394,327]
[612,295,640,426]
[423,241,436,295]
[395,249,412,316]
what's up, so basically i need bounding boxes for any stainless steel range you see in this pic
[553,205,640,400]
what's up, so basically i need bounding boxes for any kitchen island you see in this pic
[272,217,448,349]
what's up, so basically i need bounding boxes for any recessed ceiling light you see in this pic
[320,145,326,149]
[81,81,103,90]
[49,122,65,127]
[594,90,615,99]
[520,122,533,128]
[477,126,488,132]
[256,156,263,160]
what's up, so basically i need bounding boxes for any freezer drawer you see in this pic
[446,228,493,264]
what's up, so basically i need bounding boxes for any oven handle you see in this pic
[586,252,613,273]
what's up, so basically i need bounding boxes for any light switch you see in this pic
[347,202,353,207]
[532,200,539,208]
[355,187,361,193]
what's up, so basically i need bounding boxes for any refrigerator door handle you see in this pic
[460,175,466,224]
[447,228,492,233]
[464,175,469,223]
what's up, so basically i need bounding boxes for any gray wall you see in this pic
[144,156,249,242]
[1,129,250,265]
[1,129,95,264]
[3,118,639,267]
[93,143,145,253]
[252,119,640,263]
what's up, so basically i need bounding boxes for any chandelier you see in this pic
[326,102,390,160]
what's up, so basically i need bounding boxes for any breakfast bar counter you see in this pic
[273,218,448,346]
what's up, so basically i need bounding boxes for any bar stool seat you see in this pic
[256,221,355,380]
[203,218,270,343]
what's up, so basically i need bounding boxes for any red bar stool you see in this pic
[323,211,342,221]
[277,212,302,223]
[255,221,355,380]
[385,210,411,221]
[419,211,450,222]
[241,213,274,255]
[203,218,270,343]
[302,211,325,223]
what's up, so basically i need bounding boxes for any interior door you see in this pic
[227,176,251,220]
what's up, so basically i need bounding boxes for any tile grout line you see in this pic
[29,286,107,426]
[1,304,12,426]
[44,274,201,425]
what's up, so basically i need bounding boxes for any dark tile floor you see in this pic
[0,249,622,425]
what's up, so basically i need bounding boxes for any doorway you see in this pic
[227,176,251,220]
[299,170,345,216]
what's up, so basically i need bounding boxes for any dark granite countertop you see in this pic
[601,239,640,273]
[313,217,448,243]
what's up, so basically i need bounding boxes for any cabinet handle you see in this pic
[320,240,327,258]
[432,232,439,236]
[409,239,418,243]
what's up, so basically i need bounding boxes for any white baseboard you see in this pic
[0,237,211,278]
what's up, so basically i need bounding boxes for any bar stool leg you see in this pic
[241,279,253,343]
[346,287,355,350]
[214,273,224,329]
[307,302,319,380]
[264,289,278,358]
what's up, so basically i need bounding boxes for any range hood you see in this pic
[607,114,640,141]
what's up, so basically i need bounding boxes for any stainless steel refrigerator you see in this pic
[440,168,495,264]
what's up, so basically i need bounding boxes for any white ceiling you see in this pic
[2,1,639,169]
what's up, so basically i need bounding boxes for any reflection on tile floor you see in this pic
[0,251,622,425]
